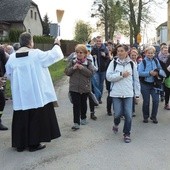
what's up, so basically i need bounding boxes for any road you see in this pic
[1,76,170,170]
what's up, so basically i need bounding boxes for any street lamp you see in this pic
[56,9,64,39]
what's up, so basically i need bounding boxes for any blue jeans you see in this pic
[91,75,101,101]
[113,97,133,136]
[141,83,159,119]
[94,71,106,100]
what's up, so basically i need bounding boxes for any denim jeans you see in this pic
[91,75,101,101]
[141,83,159,119]
[113,97,133,136]
[93,71,106,100]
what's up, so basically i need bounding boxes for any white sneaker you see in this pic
[71,123,80,130]
[81,119,87,125]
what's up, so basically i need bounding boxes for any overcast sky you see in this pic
[33,0,94,39]
[33,0,167,41]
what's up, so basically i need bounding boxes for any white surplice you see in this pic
[5,45,64,111]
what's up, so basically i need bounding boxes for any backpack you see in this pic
[139,58,164,88]
[113,60,134,72]
[110,60,134,90]
[139,58,158,83]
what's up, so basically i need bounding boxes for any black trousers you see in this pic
[70,91,88,125]
[0,90,5,121]
[164,85,170,105]
[107,90,113,113]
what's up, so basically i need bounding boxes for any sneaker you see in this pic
[71,123,80,130]
[124,135,131,143]
[0,123,8,130]
[107,112,112,116]
[132,112,136,117]
[112,125,118,134]
[99,100,102,104]
[164,105,170,110]
[143,119,148,123]
[161,96,164,102]
[80,119,87,125]
[150,117,158,124]
[90,113,97,120]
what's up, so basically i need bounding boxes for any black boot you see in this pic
[0,123,8,130]
[90,112,97,120]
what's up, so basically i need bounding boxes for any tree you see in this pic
[42,14,50,36]
[74,20,93,43]
[91,0,124,40]
[122,0,165,45]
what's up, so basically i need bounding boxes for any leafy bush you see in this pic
[8,29,22,42]
[33,36,54,43]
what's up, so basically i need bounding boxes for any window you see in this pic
[34,12,37,20]
[30,10,33,18]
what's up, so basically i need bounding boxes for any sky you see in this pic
[33,0,95,39]
[33,0,167,42]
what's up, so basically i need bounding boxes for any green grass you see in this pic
[5,59,67,97]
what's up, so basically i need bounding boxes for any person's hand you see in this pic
[122,71,131,78]
[54,37,61,46]
[167,65,170,72]
[0,77,6,88]
[135,97,139,105]
[150,70,158,76]
[101,52,106,57]
[73,64,78,70]
[77,64,83,70]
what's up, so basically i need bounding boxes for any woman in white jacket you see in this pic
[106,44,140,143]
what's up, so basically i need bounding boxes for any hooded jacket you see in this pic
[106,56,141,98]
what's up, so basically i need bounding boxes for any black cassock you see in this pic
[12,102,61,149]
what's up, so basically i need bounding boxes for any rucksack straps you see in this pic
[113,60,134,71]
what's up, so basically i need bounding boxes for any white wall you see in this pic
[24,5,43,36]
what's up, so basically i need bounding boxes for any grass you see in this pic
[5,59,67,97]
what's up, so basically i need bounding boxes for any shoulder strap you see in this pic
[153,58,158,67]
[143,59,146,70]
[130,61,134,70]
[143,58,158,70]
[113,60,134,70]
[113,60,117,70]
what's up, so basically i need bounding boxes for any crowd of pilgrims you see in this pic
[0,34,170,152]
[65,36,170,143]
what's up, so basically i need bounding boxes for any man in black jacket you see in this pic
[91,36,109,103]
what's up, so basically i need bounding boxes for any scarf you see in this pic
[75,57,88,65]
[158,52,168,63]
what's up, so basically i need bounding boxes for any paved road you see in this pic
[1,77,170,170]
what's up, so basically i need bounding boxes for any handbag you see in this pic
[88,91,99,106]
[164,76,170,88]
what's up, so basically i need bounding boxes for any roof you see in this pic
[0,0,41,22]
[156,21,167,30]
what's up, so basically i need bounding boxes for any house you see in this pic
[0,0,43,39]
[156,21,168,44]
